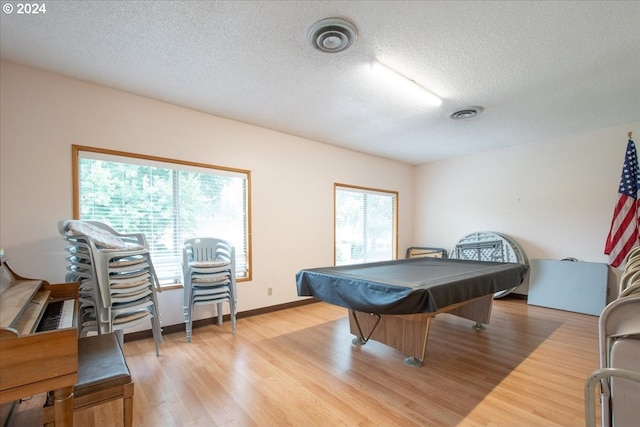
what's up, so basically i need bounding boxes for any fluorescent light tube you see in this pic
[370,60,442,107]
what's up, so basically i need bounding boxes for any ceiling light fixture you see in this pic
[449,107,484,120]
[308,18,358,53]
[370,60,442,107]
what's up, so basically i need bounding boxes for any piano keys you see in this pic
[36,299,75,332]
[0,258,79,427]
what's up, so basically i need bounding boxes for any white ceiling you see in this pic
[1,1,639,165]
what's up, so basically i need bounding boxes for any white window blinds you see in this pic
[335,184,397,266]
[76,147,251,284]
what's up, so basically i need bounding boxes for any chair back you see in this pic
[596,295,640,427]
[183,238,235,269]
[600,295,640,345]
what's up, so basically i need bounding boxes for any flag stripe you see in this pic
[605,196,636,252]
[608,215,636,262]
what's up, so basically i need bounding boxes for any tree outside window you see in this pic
[334,184,397,265]
[74,146,251,285]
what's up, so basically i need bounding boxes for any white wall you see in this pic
[2,60,637,330]
[0,61,415,329]
[413,121,639,293]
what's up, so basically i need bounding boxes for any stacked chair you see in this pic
[584,248,640,427]
[59,220,163,356]
[182,237,237,342]
[618,247,640,298]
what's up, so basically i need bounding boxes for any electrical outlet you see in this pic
[267,287,272,296]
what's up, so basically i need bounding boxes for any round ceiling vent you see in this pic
[308,18,358,53]
[449,106,484,120]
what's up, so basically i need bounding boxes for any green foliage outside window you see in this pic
[76,149,250,284]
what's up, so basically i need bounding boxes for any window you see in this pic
[334,184,398,265]
[73,145,251,285]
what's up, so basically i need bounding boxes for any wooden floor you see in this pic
[9,297,600,426]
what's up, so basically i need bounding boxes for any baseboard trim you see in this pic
[124,297,319,342]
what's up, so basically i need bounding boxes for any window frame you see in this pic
[333,183,399,266]
[72,144,252,287]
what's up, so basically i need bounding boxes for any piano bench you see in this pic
[42,332,134,427]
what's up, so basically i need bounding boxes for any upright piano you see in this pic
[0,258,78,426]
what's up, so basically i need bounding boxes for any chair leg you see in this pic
[217,302,223,326]
[183,300,191,342]
[230,300,237,335]
[151,316,160,356]
[150,292,163,345]
[154,311,163,344]
[42,394,55,426]
[123,382,134,427]
[186,304,193,343]
[115,329,125,346]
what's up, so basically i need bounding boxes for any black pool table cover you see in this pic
[296,257,528,315]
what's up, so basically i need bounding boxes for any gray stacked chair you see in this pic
[585,295,640,427]
[64,240,105,338]
[59,220,163,355]
[183,237,237,342]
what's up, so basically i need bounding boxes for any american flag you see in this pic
[605,138,639,267]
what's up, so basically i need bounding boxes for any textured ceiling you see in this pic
[1,1,639,165]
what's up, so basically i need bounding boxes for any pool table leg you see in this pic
[349,310,381,345]
[347,295,495,366]
[404,315,432,366]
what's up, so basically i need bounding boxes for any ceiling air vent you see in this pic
[449,107,484,120]
[308,18,358,53]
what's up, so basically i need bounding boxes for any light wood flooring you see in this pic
[8,297,600,426]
